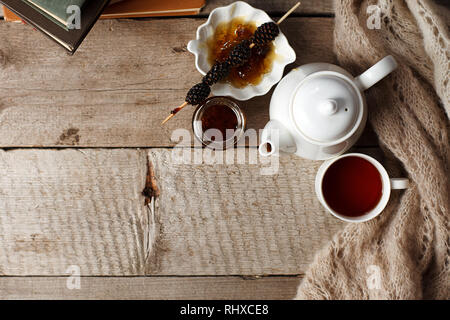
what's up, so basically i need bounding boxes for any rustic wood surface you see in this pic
[0,17,378,148]
[0,148,346,276]
[147,149,344,275]
[0,18,340,148]
[0,276,301,300]
[202,0,334,15]
[0,1,381,299]
[0,149,148,276]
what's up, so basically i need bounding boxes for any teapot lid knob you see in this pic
[291,74,363,143]
[319,99,338,116]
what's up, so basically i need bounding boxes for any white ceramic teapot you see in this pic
[259,56,398,160]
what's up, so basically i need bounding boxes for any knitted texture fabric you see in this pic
[296,0,449,300]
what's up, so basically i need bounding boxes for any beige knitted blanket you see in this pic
[296,0,449,300]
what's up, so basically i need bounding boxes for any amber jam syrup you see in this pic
[207,17,276,88]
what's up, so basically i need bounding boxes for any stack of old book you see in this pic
[0,0,205,54]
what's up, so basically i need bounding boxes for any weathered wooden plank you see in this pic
[0,276,301,300]
[147,149,345,275]
[0,18,352,148]
[0,149,149,276]
[202,0,334,15]
[0,148,353,276]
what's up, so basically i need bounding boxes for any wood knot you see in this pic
[57,127,80,145]
[172,46,187,53]
[0,50,8,67]
[142,158,159,205]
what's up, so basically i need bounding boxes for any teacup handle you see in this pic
[390,178,409,190]
[355,55,398,91]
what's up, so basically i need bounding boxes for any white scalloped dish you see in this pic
[187,1,296,101]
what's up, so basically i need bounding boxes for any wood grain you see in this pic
[202,0,334,15]
[0,276,301,300]
[0,148,348,276]
[147,149,344,275]
[0,17,347,148]
[0,149,148,276]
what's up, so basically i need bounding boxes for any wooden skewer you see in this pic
[162,2,301,125]
[161,101,188,125]
[161,113,175,125]
[277,2,301,24]
[249,2,301,49]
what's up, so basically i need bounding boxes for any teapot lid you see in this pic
[291,74,362,143]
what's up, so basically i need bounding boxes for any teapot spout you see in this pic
[259,120,297,156]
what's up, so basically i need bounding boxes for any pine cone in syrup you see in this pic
[227,39,252,67]
[185,82,211,105]
[202,61,231,86]
[252,22,280,46]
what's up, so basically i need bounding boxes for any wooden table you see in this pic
[0,0,379,299]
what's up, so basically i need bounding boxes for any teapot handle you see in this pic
[354,55,398,91]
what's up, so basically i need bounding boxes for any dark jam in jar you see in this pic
[201,104,238,141]
[207,17,276,88]
[193,97,246,149]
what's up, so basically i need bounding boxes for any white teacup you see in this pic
[315,153,409,223]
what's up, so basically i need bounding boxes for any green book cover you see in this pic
[22,0,86,29]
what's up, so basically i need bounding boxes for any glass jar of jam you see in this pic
[192,97,246,149]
